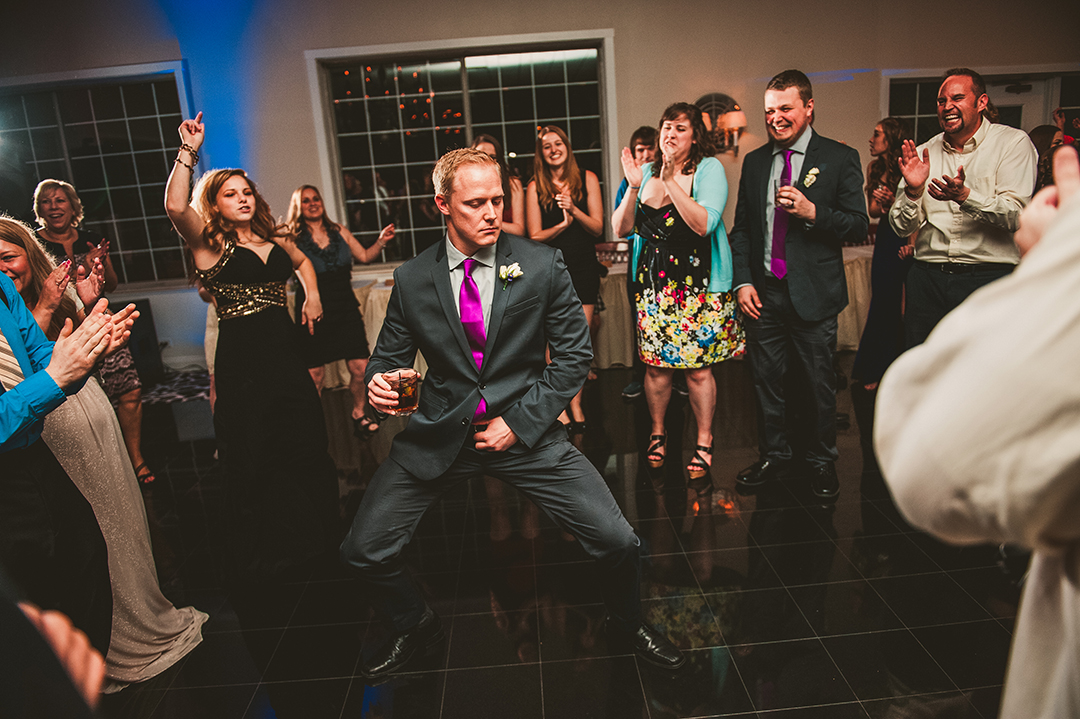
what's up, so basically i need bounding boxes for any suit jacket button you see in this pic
[461,418,468,426]
[479,383,486,390]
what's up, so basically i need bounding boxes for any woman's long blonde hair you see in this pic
[191,169,286,250]
[0,216,79,339]
[284,184,339,237]
[533,126,583,210]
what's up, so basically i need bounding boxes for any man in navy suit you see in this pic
[729,70,868,499]
[341,148,684,679]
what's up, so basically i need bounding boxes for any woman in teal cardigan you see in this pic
[612,103,744,483]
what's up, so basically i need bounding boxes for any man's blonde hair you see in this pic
[432,148,500,197]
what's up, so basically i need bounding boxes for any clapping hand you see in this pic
[39,261,72,315]
[620,146,643,188]
[928,166,970,204]
[75,257,105,307]
[898,140,930,197]
[1015,145,1080,257]
[872,185,896,207]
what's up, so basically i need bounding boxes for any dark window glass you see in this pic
[24,93,55,127]
[366,97,399,131]
[110,187,143,218]
[58,89,93,124]
[31,127,63,160]
[146,218,176,250]
[91,85,124,121]
[567,84,599,117]
[114,219,149,251]
[500,63,532,88]
[120,251,155,282]
[429,61,462,92]
[918,81,939,115]
[154,81,181,114]
[79,189,111,219]
[0,96,27,129]
[134,151,168,185]
[468,90,501,124]
[339,135,371,168]
[159,116,182,150]
[334,100,368,133]
[996,105,1022,130]
[128,118,161,151]
[103,154,138,187]
[398,63,428,95]
[532,60,564,86]
[570,117,601,151]
[535,85,567,120]
[502,88,534,122]
[71,157,106,189]
[565,54,597,83]
[889,83,917,116]
[65,124,100,157]
[1061,75,1080,106]
[98,120,131,153]
[466,64,499,90]
[403,130,437,163]
[436,127,467,155]
[154,249,186,279]
[505,123,538,157]
[365,64,396,97]
[122,83,157,117]
[917,116,940,145]
[371,132,403,165]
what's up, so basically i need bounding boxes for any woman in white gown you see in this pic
[0,217,207,690]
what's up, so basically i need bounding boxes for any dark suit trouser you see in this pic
[744,277,839,468]
[905,261,1013,349]
[0,440,113,656]
[341,424,641,633]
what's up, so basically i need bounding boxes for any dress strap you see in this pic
[194,238,235,283]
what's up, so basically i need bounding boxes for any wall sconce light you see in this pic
[696,93,748,157]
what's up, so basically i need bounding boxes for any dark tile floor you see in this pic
[99,357,1023,718]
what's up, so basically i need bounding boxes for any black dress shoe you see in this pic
[736,459,786,487]
[361,608,444,679]
[613,622,686,670]
[810,463,840,500]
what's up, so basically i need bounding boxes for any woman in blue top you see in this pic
[284,185,394,438]
[612,103,744,482]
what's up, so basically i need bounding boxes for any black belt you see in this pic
[917,260,1014,275]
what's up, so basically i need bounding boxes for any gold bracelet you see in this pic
[175,156,194,171]
[179,143,200,165]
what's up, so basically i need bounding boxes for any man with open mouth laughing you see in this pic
[889,67,1038,349]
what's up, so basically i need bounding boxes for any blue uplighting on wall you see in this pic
[158,0,258,172]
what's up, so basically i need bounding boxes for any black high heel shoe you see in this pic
[647,434,666,469]
[687,444,712,480]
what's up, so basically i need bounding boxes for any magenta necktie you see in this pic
[771,149,793,280]
[460,258,487,420]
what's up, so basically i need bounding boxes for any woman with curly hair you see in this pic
[284,184,393,438]
[852,117,914,390]
[165,113,339,583]
[612,103,743,485]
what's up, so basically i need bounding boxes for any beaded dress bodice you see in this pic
[195,239,290,321]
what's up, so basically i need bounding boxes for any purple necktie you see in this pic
[771,149,793,280]
[460,258,487,420]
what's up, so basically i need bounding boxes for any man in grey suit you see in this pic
[729,70,868,499]
[341,148,684,679]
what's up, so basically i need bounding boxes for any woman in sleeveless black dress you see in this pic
[525,125,605,430]
[165,115,338,583]
[285,185,393,437]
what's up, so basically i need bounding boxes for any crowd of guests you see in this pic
[2,62,1073,714]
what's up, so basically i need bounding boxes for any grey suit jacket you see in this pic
[365,233,591,480]
[729,131,868,322]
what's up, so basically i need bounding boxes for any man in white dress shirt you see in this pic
[876,145,1080,719]
[889,67,1038,347]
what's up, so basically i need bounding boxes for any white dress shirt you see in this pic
[875,197,1080,719]
[445,236,496,328]
[889,119,1037,265]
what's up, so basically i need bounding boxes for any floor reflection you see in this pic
[99,358,1020,718]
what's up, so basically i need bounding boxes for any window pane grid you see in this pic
[328,48,602,262]
[0,77,186,283]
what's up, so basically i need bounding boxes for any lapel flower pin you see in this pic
[803,167,820,188]
[499,262,523,289]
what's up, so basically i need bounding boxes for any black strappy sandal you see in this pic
[647,434,667,469]
[687,444,713,480]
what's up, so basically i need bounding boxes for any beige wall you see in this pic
[5,0,1078,225]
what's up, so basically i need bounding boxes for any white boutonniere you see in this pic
[499,262,523,289]
[803,167,820,188]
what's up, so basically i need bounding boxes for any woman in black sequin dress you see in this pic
[165,115,338,583]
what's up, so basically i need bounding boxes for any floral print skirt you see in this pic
[635,280,744,369]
